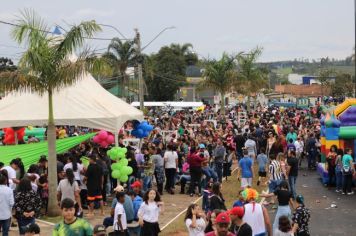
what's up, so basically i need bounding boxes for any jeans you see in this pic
[214,162,223,183]
[342,174,353,193]
[18,217,35,235]
[269,179,282,193]
[180,175,191,193]
[189,167,202,194]
[307,152,316,169]
[0,218,11,236]
[288,176,297,199]
[202,166,218,182]
[327,166,335,186]
[142,175,152,192]
[128,225,141,236]
[165,168,176,191]
[273,205,291,230]
[335,169,343,191]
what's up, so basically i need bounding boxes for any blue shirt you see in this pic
[132,196,143,220]
[257,153,268,172]
[0,185,14,220]
[239,157,253,178]
[233,200,245,207]
[111,195,134,221]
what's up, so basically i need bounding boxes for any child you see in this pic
[274,215,293,236]
[256,148,268,186]
[38,174,49,214]
[202,182,213,213]
[138,189,164,236]
[113,192,127,235]
[232,190,245,207]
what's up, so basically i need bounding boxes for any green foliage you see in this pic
[0,57,17,72]
[331,73,354,97]
[144,46,186,101]
[169,43,198,66]
[198,53,237,114]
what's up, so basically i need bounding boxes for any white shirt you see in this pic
[114,202,127,230]
[243,202,266,235]
[1,166,17,190]
[164,151,178,169]
[138,202,160,223]
[0,185,14,220]
[63,163,83,181]
[294,140,304,153]
[185,218,206,236]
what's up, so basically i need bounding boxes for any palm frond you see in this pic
[55,20,102,60]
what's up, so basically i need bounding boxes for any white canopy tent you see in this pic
[0,72,144,144]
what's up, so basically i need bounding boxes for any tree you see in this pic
[236,47,267,111]
[331,73,354,98]
[103,38,135,99]
[198,53,237,115]
[170,43,198,66]
[144,46,186,101]
[0,57,17,72]
[0,10,104,216]
[316,68,336,103]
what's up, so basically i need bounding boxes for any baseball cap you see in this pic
[131,180,142,188]
[228,207,244,218]
[215,212,231,224]
[93,224,106,235]
[114,185,124,192]
[199,144,206,149]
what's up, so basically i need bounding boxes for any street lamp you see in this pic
[98,23,128,40]
[141,26,176,51]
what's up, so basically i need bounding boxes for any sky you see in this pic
[0,0,354,62]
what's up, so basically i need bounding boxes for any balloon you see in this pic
[119,175,128,182]
[137,129,143,136]
[118,147,128,154]
[122,166,133,175]
[111,163,121,170]
[143,131,149,137]
[100,141,108,148]
[146,125,153,132]
[112,170,121,179]
[119,158,128,166]
[93,136,100,143]
[107,135,115,144]
[98,130,108,140]
[118,152,125,159]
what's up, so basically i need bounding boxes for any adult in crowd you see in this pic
[287,150,299,199]
[213,138,226,183]
[205,212,235,236]
[228,206,252,236]
[209,182,227,211]
[341,148,355,195]
[14,178,42,236]
[164,144,178,195]
[0,174,14,236]
[238,149,254,189]
[292,195,311,236]
[187,146,205,197]
[85,155,104,216]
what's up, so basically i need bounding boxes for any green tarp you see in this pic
[0,133,95,169]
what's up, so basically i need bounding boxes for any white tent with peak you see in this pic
[0,72,144,137]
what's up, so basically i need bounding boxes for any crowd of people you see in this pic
[0,103,355,236]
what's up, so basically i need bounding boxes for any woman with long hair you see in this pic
[275,215,293,236]
[326,145,337,187]
[184,203,206,236]
[209,182,226,211]
[57,168,82,216]
[334,149,344,193]
[138,189,164,236]
[14,178,41,236]
[204,209,224,233]
[64,155,84,185]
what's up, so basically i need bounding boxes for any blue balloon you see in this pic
[143,131,149,137]
[146,125,153,132]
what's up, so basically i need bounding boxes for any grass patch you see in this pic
[161,163,265,236]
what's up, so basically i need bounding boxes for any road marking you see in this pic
[161,166,239,231]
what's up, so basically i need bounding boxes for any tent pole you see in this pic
[114,132,119,147]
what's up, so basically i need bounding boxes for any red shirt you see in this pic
[187,152,205,168]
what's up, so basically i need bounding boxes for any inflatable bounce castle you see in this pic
[318,99,356,184]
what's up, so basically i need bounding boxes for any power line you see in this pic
[0,19,131,41]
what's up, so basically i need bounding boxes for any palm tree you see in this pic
[199,53,237,115]
[236,47,267,111]
[103,38,135,100]
[0,10,103,216]
[170,43,198,65]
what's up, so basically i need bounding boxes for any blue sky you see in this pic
[0,0,354,62]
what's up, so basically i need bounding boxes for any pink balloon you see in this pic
[107,135,115,144]
[98,130,108,140]
[93,135,100,143]
[100,140,108,148]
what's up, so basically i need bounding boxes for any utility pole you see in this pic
[135,29,144,110]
